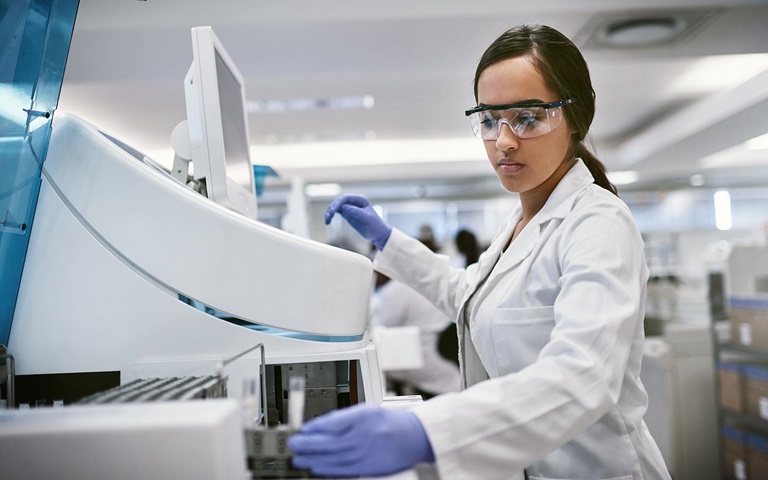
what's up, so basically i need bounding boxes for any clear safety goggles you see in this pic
[465,98,575,140]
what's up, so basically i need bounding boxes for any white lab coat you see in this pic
[372,279,461,395]
[374,160,670,480]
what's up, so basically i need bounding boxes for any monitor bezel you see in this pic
[184,26,257,219]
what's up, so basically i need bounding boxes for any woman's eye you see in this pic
[479,115,496,130]
[517,110,543,129]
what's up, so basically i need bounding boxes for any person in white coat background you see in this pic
[289,24,671,480]
[372,269,462,399]
[372,230,461,399]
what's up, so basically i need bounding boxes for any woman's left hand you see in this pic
[288,404,435,477]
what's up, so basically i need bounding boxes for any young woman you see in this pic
[288,24,670,480]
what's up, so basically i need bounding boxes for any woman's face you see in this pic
[476,56,574,195]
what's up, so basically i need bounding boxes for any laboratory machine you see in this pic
[7,25,385,425]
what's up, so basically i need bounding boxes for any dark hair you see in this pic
[473,24,617,195]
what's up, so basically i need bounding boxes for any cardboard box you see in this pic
[723,425,749,480]
[720,362,745,412]
[748,433,768,480]
[730,297,768,349]
[744,365,768,421]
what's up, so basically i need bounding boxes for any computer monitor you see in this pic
[183,26,257,219]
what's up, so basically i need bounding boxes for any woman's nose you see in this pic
[495,119,519,151]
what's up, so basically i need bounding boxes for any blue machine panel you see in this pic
[0,0,79,345]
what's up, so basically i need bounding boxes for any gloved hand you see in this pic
[325,194,392,251]
[288,404,435,477]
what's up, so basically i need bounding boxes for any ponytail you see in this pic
[575,143,617,196]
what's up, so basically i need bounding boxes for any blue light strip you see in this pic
[180,295,364,343]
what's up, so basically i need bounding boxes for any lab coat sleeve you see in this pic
[374,229,475,321]
[409,198,648,480]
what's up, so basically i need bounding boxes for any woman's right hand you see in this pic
[325,194,392,251]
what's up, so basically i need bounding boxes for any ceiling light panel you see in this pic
[247,95,374,113]
[577,10,719,50]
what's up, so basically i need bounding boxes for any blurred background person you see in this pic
[370,233,460,399]
[416,224,440,253]
[437,228,483,367]
[454,228,481,267]
[371,269,461,400]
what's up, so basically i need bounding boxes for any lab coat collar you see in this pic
[480,160,593,283]
[457,206,519,332]
[537,158,594,225]
[490,205,538,276]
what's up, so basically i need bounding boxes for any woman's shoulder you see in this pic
[573,183,633,216]
[561,183,640,238]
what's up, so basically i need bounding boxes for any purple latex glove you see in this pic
[325,194,392,251]
[288,404,435,477]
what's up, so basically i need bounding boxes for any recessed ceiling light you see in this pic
[689,174,705,187]
[599,16,687,47]
[579,10,715,50]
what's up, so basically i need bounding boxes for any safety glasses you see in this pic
[465,99,575,140]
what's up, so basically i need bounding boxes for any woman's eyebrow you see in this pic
[478,98,546,108]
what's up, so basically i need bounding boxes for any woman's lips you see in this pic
[498,161,523,173]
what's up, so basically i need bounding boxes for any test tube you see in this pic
[241,378,260,426]
[288,376,306,430]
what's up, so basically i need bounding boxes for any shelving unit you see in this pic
[711,293,768,480]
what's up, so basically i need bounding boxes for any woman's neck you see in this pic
[518,157,575,223]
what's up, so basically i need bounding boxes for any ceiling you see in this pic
[58,0,768,205]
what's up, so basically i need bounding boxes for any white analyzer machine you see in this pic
[9,111,383,406]
[1,26,412,480]
[9,24,384,407]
